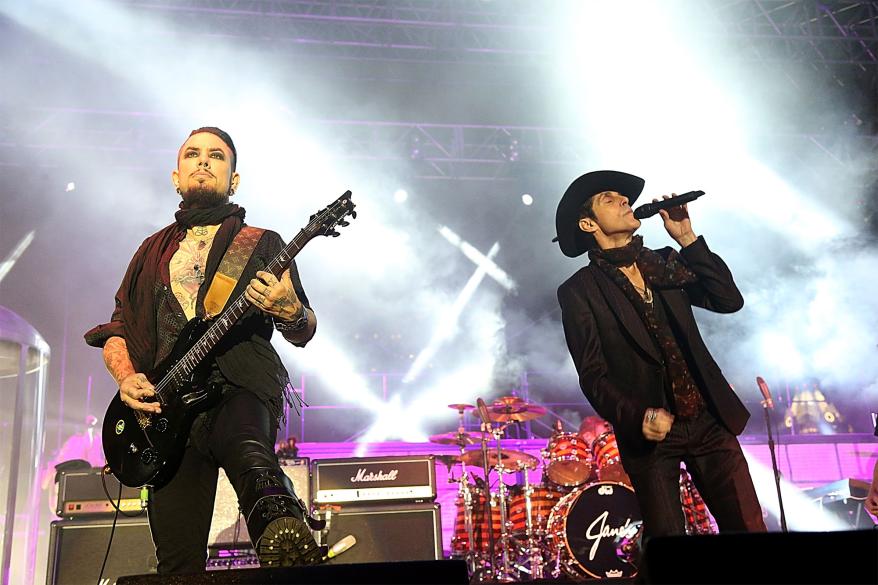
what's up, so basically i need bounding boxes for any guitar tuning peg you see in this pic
[331,231,340,237]
[339,220,349,227]
[351,211,358,219]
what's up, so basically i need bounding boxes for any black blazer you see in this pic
[557,237,750,467]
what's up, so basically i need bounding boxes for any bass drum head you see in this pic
[548,481,643,580]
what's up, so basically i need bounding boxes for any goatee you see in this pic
[179,186,230,210]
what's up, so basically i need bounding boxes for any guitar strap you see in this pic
[203,226,266,318]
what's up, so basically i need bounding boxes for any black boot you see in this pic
[241,469,323,567]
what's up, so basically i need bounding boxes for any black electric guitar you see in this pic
[102,191,355,488]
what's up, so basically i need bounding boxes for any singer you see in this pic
[554,170,766,539]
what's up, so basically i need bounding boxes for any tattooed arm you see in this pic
[103,336,161,413]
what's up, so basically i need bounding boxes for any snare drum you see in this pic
[547,482,643,580]
[592,431,631,485]
[507,485,564,535]
[544,432,593,486]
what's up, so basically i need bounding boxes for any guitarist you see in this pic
[85,127,322,573]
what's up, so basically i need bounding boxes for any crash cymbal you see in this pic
[459,448,540,471]
[448,403,475,412]
[428,431,488,446]
[493,395,525,406]
[484,401,547,423]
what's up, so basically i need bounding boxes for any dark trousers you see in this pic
[147,389,288,574]
[625,409,767,538]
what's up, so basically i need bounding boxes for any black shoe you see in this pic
[255,515,324,568]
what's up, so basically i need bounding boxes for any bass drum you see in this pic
[547,482,643,580]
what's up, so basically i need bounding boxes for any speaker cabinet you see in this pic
[47,516,157,585]
[321,502,442,564]
[209,459,310,547]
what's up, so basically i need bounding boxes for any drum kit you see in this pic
[430,397,644,582]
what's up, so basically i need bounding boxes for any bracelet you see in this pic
[275,305,308,334]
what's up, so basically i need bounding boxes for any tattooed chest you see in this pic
[169,240,213,318]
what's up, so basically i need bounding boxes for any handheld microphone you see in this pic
[322,535,356,561]
[756,376,774,410]
[632,190,705,219]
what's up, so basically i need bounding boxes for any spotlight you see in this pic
[521,193,533,206]
[65,182,76,192]
[394,189,408,203]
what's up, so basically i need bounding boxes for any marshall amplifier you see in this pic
[56,467,143,517]
[313,456,436,504]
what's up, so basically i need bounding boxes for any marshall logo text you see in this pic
[350,468,400,483]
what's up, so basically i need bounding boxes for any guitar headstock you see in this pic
[309,190,356,238]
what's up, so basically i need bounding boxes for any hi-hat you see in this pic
[459,448,540,471]
[428,431,488,446]
[448,403,475,412]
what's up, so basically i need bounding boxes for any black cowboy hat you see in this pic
[554,170,645,257]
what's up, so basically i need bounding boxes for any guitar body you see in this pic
[102,318,221,488]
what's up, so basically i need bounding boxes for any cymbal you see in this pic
[448,403,475,412]
[460,448,540,471]
[493,395,525,406]
[428,431,488,446]
[474,399,546,423]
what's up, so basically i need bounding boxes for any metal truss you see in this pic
[117,0,550,69]
[2,105,876,178]
[708,1,878,67]
[117,1,878,67]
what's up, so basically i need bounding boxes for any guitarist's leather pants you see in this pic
[148,388,308,574]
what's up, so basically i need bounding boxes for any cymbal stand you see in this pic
[477,411,497,578]
[453,409,482,575]
[490,422,516,582]
[518,462,544,580]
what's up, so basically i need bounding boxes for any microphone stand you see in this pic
[762,399,787,532]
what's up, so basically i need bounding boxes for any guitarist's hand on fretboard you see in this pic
[245,269,304,321]
[120,373,162,414]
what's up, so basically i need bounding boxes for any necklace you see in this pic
[632,282,654,304]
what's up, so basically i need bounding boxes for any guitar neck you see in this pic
[173,227,313,379]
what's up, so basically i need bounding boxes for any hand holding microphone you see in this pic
[633,191,702,248]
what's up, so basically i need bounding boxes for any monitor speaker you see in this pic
[321,502,442,564]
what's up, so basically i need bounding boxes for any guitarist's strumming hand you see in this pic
[245,269,303,321]
[120,373,161,414]
[104,336,161,413]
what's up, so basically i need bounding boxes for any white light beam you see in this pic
[402,242,500,384]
